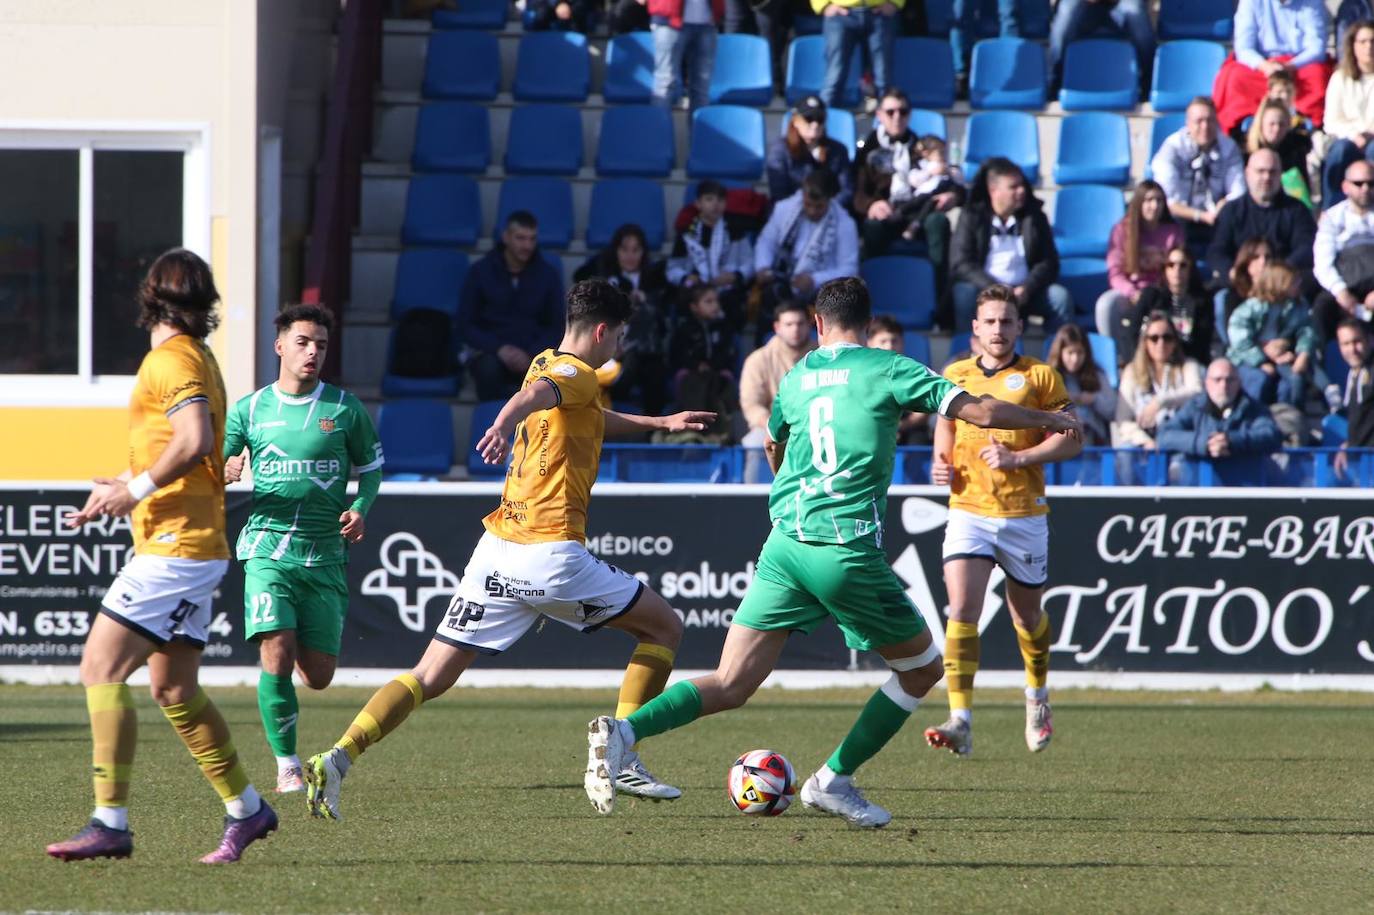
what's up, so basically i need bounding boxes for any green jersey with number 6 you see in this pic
[767,343,963,550]
[223,381,384,567]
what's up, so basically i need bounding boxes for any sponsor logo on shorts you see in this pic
[361,532,459,632]
[484,573,546,599]
[577,600,612,623]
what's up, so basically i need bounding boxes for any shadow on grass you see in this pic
[0,722,89,739]
[303,857,1231,871]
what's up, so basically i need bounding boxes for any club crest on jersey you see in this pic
[1004,373,1026,391]
[318,417,336,433]
[553,362,578,377]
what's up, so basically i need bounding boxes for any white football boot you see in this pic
[304,748,348,820]
[1026,697,1053,752]
[614,751,682,801]
[924,716,973,757]
[585,716,627,815]
[799,773,892,828]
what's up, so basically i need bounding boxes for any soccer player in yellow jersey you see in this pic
[925,284,1081,758]
[302,279,714,820]
[47,249,276,864]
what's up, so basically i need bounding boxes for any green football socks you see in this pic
[624,680,703,742]
[824,686,915,776]
[257,671,299,758]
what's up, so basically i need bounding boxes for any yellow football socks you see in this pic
[944,620,980,712]
[337,673,425,762]
[1015,612,1052,690]
[87,682,136,810]
[160,687,250,803]
[614,643,676,721]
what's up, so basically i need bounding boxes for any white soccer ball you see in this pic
[727,749,796,816]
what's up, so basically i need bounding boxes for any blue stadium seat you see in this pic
[393,249,469,318]
[1323,413,1349,447]
[1054,112,1130,186]
[860,257,936,330]
[422,31,501,100]
[600,445,735,483]
[381,321,463,399]
[495,177,574,248]
[379,400,454,478]
[963,110,1040,182]
[1059,39,1138,111]
[432,0,508,30]
[587,179,666,249]
[1088,332,1119,386]
[1150,40,1227,112]
[903,332,932,367]
[504,104,582,175]
[778,108,857,156]
[709,34,773,106]
[603,32,655,104]
[512,32,591,102]
[1158,0,1235,41]
[891,38,956,110]
[466,401,507,478]
[686,105,765,179]
[1053,185,1124,257]
[596,105,674,177]
[1058,256,1109,315]
[1144,112,1186,179]
[401,174,482,247]
[411,103,490,173]
[785,36,860,107]
[969,38,1046,109]
[908,109,947,141]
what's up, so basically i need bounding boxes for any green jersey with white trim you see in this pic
[224,381,384,566]
[767,344,963,549]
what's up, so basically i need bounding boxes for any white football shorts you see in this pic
[941,508,1049,588]
[100,554,229,648]
[433,531,645,654]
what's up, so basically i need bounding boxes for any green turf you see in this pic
[3,684,1372,914]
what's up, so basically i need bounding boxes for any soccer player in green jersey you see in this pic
[584,277,1080,827]
[222,304,384,793]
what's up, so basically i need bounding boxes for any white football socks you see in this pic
[92,806,128,831]
[225,784,263,819]
[952,708,972,725]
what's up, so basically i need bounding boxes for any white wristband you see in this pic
[127,471,158,502]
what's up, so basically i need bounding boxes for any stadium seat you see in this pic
[1323,412,1349,447]
[596,105,674,177]
[603,32,655,104]
[785,36,860,107]
[1054,112,1130,186]
[393,249,469,318]
[968,38,1046,109]
[1054,185,1124,258]
[709,34,773,106]
[422,31,501,100]
[378,400,454,478]
[860,257,936,330]
[466,400,507,478]
[908,109,947,141]
[1158,0,1235,41]
[1058,256,1109,316]
[778,108,856,156]
[411,103,490,173]
[1150,41,1227,112]
[495,177,574,248]
[1088,333,1119,386]
[401,174,482,247]
[903,332,932,367]
[686,105,765,180]
[512,32,591,102]
[963,110,1040,182]
[1059,39,1138,111]
[432,0,508,30]
[601,446,735,483]
[504,104,583,175]
[891,38,956,110]
[381,319,463,399]
[587,179,666,249]
[1144,112,1186,179]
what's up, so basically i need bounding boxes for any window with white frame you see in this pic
[0,129,207,395]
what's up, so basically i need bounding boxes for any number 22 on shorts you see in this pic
[250,593,276,625]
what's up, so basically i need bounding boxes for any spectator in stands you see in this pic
[1313,159,1374,343]
[1113,311,1204,450]
[1151,97,1246,254]
[573,223,672,415]
[950,157,1071,333]
[1095,180,1184,348]
[766,95,854,210]
[668,180,755,328]
[724,0,789,90]
[1157,357,1282,483]
[1228,260,1318,407]
[649,0,723,112]
[1322,20,1374,208]
[459,210,563,401]
[1245,99,1314,203]
[526,0,593,32]
[755,169,860,316]
[949,0,1018,97]
[867,314,933,444]
[667,285,738,441]
[1128,245,1218,367]
[1046,324,1116,446]
[815,0,898,110]
[1331,318,1374,477]
[739,301,816,480]
[1206,149,1317,293]
[1213,0,1334,136]
[1048,0,1155,94]
[1214,237,1275,349]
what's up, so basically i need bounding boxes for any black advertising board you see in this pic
[3,484,1374,676]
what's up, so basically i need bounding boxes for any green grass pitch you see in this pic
[3,684,1372,913]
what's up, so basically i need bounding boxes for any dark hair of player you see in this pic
[566,278,633,330]
[975,284,1021,320]
[868,313,903,338]
[275,303,335,334]
[506,210,538,231]
[814,276,871,330]
[137,248,221,338]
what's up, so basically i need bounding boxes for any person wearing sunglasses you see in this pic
[1156,357,1282,485]
[1313,159,1374,343]
[1112,311,1204,453]
[1127,245,1219,366]
[765,94,854,211]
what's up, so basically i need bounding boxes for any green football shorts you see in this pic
[733,528,926,652]
[242,558,349,655]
